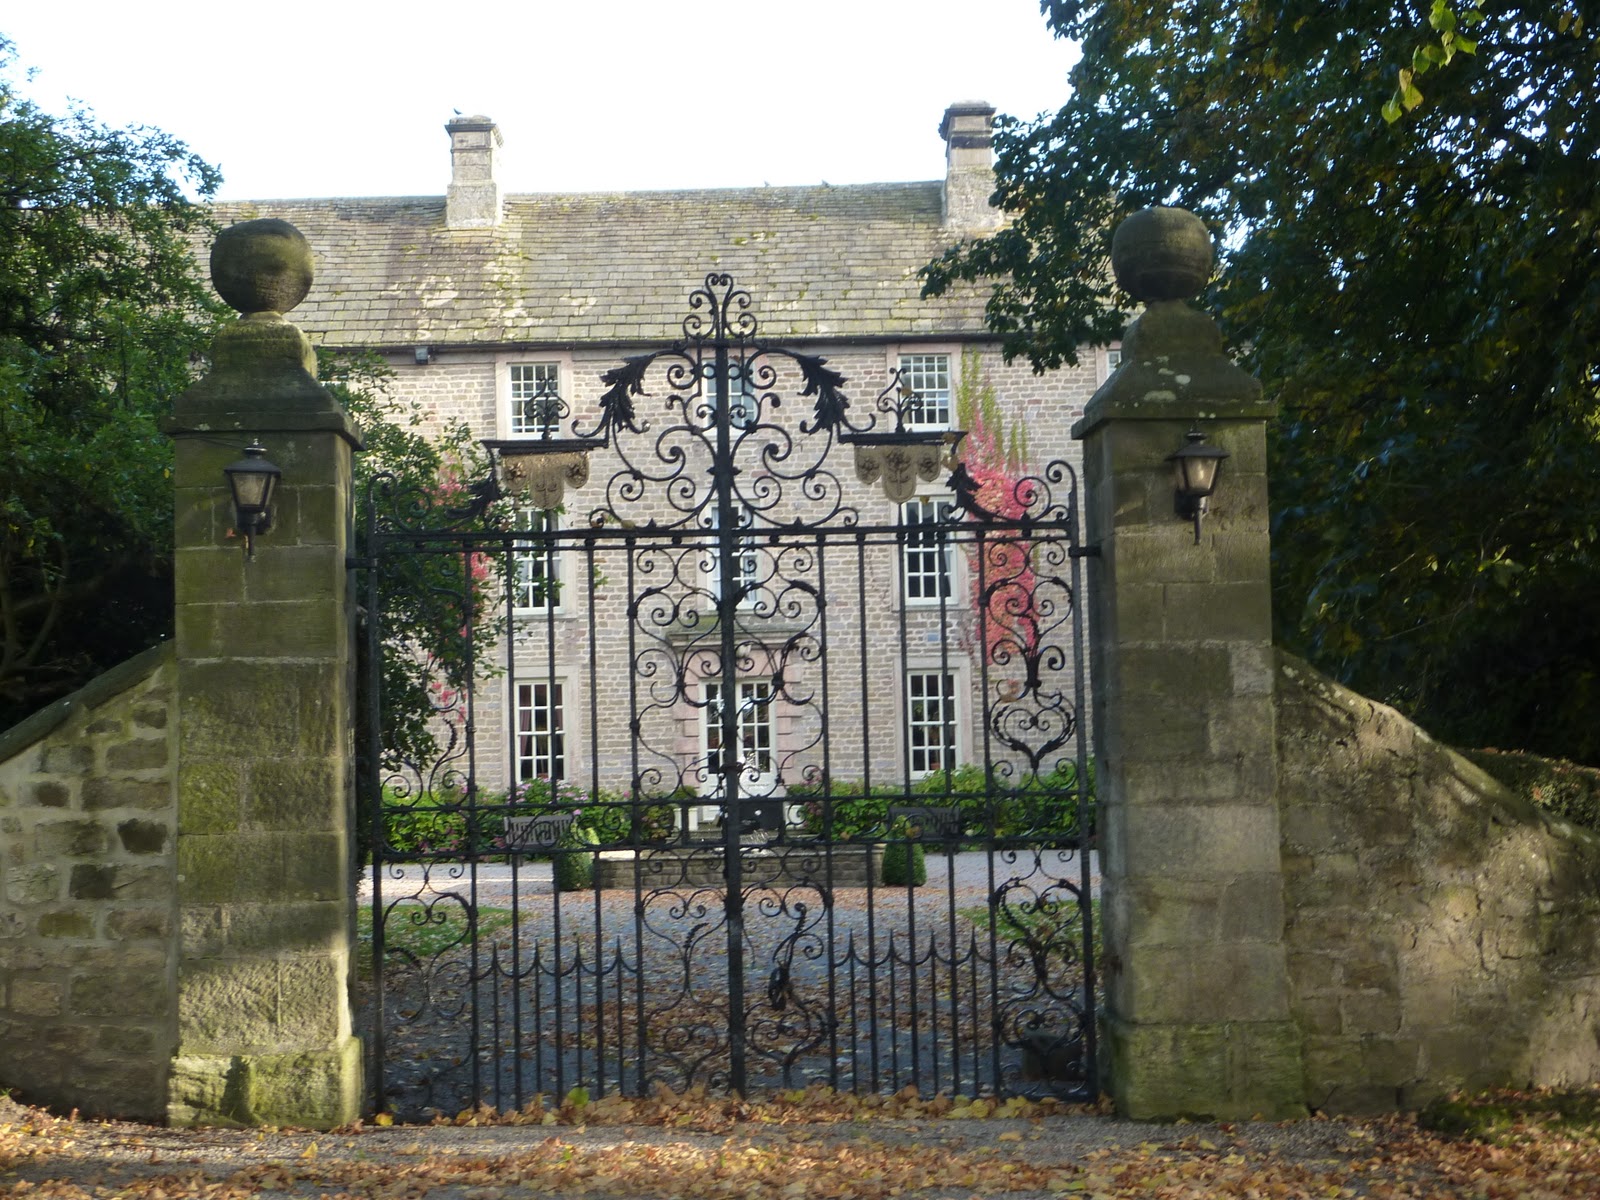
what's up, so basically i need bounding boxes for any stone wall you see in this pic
[1276,653,1600,1112]
[0,644,177,1118]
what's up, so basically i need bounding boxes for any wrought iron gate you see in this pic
[358,275,1096,1118]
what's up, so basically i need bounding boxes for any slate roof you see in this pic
[216,182,993,350]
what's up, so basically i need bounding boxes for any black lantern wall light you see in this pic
[222,440,282,558]
[1166,427,1228,544]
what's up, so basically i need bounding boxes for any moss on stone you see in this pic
[1461,748,1600,833]
[1421,1086,1600,1144]
[168,1038,362,1129]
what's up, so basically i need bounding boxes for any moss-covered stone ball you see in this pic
[1110,207,1213,303]
[210,218,314,315]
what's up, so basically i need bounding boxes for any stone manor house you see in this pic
[219,104,1112,827]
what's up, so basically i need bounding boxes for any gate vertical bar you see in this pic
[502,530,524,1111]
[459,547,485,1108]
[813,533,841,1089]
[710,315,748,1094]
[1070,529,1098,1092]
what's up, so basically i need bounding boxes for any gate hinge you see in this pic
[1069,544,1102,559]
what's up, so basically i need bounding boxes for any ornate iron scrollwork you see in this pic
[359,273,1096,1115]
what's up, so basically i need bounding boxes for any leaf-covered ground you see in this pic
[5,1085,1600,1199]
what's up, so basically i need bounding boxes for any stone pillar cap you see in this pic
[1075,205,1272,437]
[210,219,314,316]
[1111,207,1214,303]
[447,114,501,135]
[174,221,361,446]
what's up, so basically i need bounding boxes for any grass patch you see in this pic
[960,896,1098,945]
[1420,1085,1600,1144]
[357,903,517,961]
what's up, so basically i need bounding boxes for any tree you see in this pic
[323,348,509,788]
[0,40,506,753]
[923,1,1600,763]
[0,37,224,727]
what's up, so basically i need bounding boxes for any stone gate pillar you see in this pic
[1073,208,1303,1119]
[164,220,364,1127]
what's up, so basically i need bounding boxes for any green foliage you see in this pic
[1420,1085,1600,1144]
[377,788,474,858]
[1461,748,1600,832]
[923,1,1600,765]
[880,833,926,888]
[792,778,912,841]
[1383,2,1485,123]
[551,825,597,892]
[375,778,688,864]
[328,347,508,780]
[378,776,587,859]
[963,895,1098,949]
[954,347,1024,473]
[0,38,223,728]
[356,903,516,967]
[577,789,684,847]
[792,760,1094,843]
[0,40,500,747]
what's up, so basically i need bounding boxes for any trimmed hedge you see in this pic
[373,759,1099,864]
[376,777,592,859]
[551,826,598,891]
[375,779,695,861]
[791,760,1096,843]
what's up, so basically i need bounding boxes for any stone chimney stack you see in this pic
[939,101,1000,231]
[446,115,503,229]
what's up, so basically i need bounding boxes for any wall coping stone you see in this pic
[1277,651,1600,849]
[161,407,366,447]
[1072,303,1275,439]
[0,642,172,761]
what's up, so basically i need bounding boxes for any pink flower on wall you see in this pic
[954,351,1040,669]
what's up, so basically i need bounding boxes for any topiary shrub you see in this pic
[880,819,927,887]
[552,825,598,892]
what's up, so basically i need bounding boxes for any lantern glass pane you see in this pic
[231,471,273,510]
[1184,457,1219,496]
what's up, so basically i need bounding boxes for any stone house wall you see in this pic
[0,644,177,1118]
[365,339,1106,802]
[1276,652,1600,1112]
[225,105,1114,808]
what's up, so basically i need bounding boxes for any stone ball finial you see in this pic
[210,219,314,315]
[1110,206,1213,303]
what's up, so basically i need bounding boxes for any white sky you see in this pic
[4,1,1077,200]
